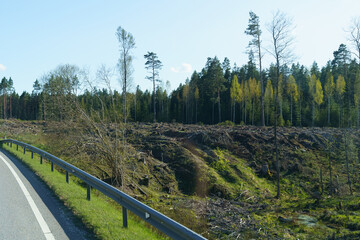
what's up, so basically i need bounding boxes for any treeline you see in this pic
[1,44,360,128]
[170,46,360,128]
[1,11,360,128]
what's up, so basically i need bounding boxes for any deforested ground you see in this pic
[2,119,360,239]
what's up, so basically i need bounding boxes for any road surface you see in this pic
[0,150,93,240]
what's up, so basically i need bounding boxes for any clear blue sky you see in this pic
[1,0,360,94]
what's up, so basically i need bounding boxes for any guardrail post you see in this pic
[66,171,69,183]
[31,151,33,159]
[23,147,26,154]
[87,185,91,201]
[51,161,54,172]
[122,206,128,228]
[10,142,12,147]
[40,156,43,164]
[16,144,18,151]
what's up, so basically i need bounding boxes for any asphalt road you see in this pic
[0,150,94,240]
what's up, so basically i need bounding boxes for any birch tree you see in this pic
[116,26,135,123]
[267,10,295,198]
[286,75,299,125]
[264,80,273,125]
[347,17,360,63]
[230,75,241,123]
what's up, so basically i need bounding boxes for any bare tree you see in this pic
[347,17,360,63]
[76,65,131,189]
[116,26,135,123]
[267,10,295,198]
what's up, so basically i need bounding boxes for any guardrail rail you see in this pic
[0,139,207,240]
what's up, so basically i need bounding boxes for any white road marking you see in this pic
[0,155,56,240]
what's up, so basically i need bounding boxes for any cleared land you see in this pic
[1,120,360,239]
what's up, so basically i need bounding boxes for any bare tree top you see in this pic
[267,10,296,65]
[346,17,360,61]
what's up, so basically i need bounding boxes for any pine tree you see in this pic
[245,11,265,126]
[183,83,189,123]
[144,52,163,122]
[1,77,8,119]
[194,86,199,123]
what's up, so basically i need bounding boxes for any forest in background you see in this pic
[0,46,359,128]
[1,11,360,128]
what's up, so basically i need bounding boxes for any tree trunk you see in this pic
[43,95,46,121]
[3,93,6,119]
[279,99,283,123]
[339,102,342,128]
[266,103,269,125]
[357,103,359,128]
[258,36,265,126]
[212,101,214,124]
[218,90,221,123]
[9,95,12,119]
[195,101,198,123]
[134,95,137,122]
[233,101,236,123]
[299,98,302,127]
[275,61,280,199]
[244,100,247,124]
[123,53,127,124]
[344,132,353,195]
[312,101,315,127]
[252,99,255,125]
[186,98,188,124]
[230,101,233,123]
[328,146,333,195]
[328,97,331,126]
[153,68,156,123]
[290,97,293,125]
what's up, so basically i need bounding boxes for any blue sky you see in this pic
[1,0,360,93]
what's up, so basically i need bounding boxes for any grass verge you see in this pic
[2,142,167,240]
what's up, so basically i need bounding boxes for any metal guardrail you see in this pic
[0,139,207,240]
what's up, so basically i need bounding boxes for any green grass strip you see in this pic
[2,142,166,240]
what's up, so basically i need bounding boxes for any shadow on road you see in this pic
[0,149,98,240]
